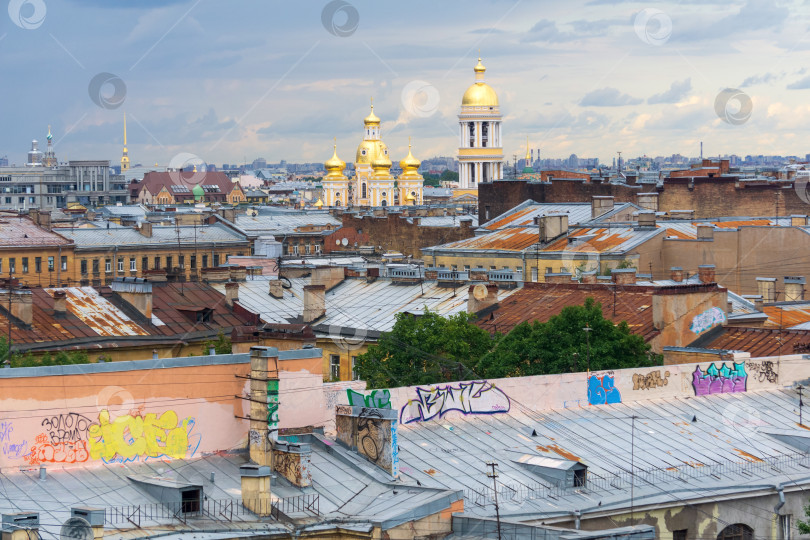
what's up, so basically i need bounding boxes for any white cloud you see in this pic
[580,88,643,107]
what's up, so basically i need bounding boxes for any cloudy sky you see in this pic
[2,0,809,167]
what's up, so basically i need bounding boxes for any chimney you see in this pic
[637,193,659,212]
[744,295,764,312]
[727,300,734,314]
[467,284,498,314]
[52,290,67,317]
[538,214,569,243]
[229,266,247,282]
[670,267,684,282]
[637,211,656,228]
[611,268,637,285]
[581,270,597,284]
[272,441,313,487]
[335,404,399,477]
[303,285,326,323]
[696,225,714,240]
[756,277,777,303]
[784,277,806,302]
[139,221,153,238]
[791,215,808,227]
[70,508,104,540]
[545,271,573,284]
[591,196,614,219]
[239,464,272,517]
[225,281,239,307]
[268,280,284,299]
[311,266,344,290]
[2,513,39,540]
[698,265,716,284]
[249,346,279,465]
[110,278,153,318]
[0,288,33,327]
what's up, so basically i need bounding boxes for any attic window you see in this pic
[181,488,201,513]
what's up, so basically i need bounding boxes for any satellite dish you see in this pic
[60,517,92,540]
[247,208,258,217]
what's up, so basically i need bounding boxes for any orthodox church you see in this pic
[322,102,424,207]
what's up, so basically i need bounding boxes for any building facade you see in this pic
[457,58,503,188]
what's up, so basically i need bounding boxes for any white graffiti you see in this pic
[690,307,726,335]
[399,381,511,424]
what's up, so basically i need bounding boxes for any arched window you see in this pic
[381,199,387,207]
[717,524,753,540]
[468,122,475,147]
[361,183,367,198]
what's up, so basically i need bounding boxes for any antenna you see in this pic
[485,461,502,540]
[60,517,92,540]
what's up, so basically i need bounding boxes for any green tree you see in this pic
[422,173,441,187]
[477,297,659,378]
[203,330,232,355]
[800,503,810,533]
[440,170,459,183]
[354,309,494,389]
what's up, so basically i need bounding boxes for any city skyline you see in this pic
[2,0,809,167]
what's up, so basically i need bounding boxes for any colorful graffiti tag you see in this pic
[88,409,195,461]
[347,389,391,409]
[690,307,726,335]
[587,374,621,405]
[267,379,280,436]
[692,363,747,396]
[399,381,510,424]
[25,434,89,465]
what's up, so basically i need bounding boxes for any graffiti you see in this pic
[746,360,778,383]
[692,363,747,396]
[632,370,670,390]
[564,399,585,408]
[399,381,511,424]
[588,374,621,405]
[357,408,384,461]
[41,413,94,443]
[88,409,193,461]
[267,379,279,436]
[3,440,27,459]
[390,420,399,478]
[249,429,262,447]
[690,307,726,335]
[0,421,13,445]
[273,449,312,487]
[24,434,89,465]
[347,389,391,409]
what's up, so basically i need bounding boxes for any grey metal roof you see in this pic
[58,223,248,248]
[234,213,340,235]
[478,201,594,231]
[409,216,479,228]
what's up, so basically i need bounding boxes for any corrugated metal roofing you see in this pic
[428,227,541,252]
[235,213,340,235]
[59,223,247,248]
[479,202,593,232]
[45,287,149,337]
[542,226,663,254]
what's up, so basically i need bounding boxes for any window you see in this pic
[4,198,9,204]
[80,259,87,275]
[717,524,753,540]
[61,256,67,271]
[48,256,54,272]
[464,265,470,270]
[92,259,99,274]
[531,267,538,282]
[179,255,185,269]
[154,256,161,269]
[190,255,197,269]
[351,356,359,380]
[315,244,321,254]
[21,258,28,273]
[180,488,201,514]
[213,254,220,266]
[361,183,367,198]
[330,355,340,380]
[34,257,41,273]
[129,258,136,271]
[292,245,298,255]
[166,257,172,270]
[202,255,208,268]
[142,257,148,271]
[546,267,553,274]
[0,259,3,274]
[117,258,124,272]
[305,244,311,255]
[105,259,112,273]
[489,265,496,270]
[673,531,687,540]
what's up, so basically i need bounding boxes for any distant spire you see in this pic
[121,113,130,172]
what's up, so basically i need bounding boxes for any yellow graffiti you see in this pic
[88,410,189,461]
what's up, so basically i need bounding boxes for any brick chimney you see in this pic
[670,267,684,282]
[611,268,637,285]
[268,280,284,299]
[784,276,806,302]
[468,284,498,314]
[0,288,33,326]
[537,214,569,242]
[335,405,399,477]
[52,290,67,318]
[591,196,614,219]
[756,277,777,303]
[240,465,272,517]
[545,272,573,284]
[698,265,716,284]
[303,284,326,323]
[637,211,656,228]
[581,270,597,284]
[225,282,239,308]
[110,278,152,318]
[139,222,153,238]
[637,193,659,212]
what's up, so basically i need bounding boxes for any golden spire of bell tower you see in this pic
[525,135,531,161]
[121,113,130,172]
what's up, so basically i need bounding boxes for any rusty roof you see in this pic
[430,226,541,252]
[761,304,810,328]
[0,281,258,351]
[477,282,661,342]
[0,216,72,248]
[542,226,663,254]
[699,326,810,357]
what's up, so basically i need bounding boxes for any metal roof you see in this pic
[478,201,594,232]
[234,213,340,235]
[58,223,247,249]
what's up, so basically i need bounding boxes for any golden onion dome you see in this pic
[372,154,392,171]
[324,142,346,174]
[462,57,499,107]
[356,140,389,164]
[399,139,421,173]
[364,101,380,126]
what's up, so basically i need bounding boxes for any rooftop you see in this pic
[58,223,248,249]
[0,216,72,248]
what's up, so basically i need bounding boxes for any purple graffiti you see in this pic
[692,363,747,396]
[399,381,510,424]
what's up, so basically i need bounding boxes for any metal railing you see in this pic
[104,494,319,527]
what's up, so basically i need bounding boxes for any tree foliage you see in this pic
[354,310,493,389]
[0,337,90,368]
[355,298,660,389]
[203,330,232,355]
[477,297,658,378]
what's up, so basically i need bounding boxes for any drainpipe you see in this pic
[57,245,62,286]
[573,509,581,530]
[774,486,785,514]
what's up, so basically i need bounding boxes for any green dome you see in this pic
[192,183,205,201]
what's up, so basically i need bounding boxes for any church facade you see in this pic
[457,58,503,188]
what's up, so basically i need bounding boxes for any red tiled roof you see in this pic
[477,282,660,342]
[133,171,235,202]
[702,326,810,357]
